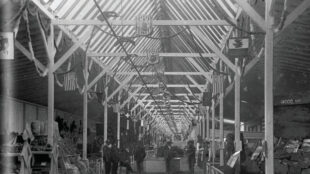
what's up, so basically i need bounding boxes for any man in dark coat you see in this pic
[187,140,196,174]
[101,140,113,174]
[134,141,146,174]
[163,141,174,174]
[111,143,119,174]
[119,147,134,174]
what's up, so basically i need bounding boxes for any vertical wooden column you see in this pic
[202,109,206,139]
[104,75,108,142]
[211,98,215,165]
[219,61,224,166]
[47,24,55,146]
[206,107,210,140]
[234,58,241,174]
[82,55,88,159]
[265,1,274,173]
[117,92,121,148]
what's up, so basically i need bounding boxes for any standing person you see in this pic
[120,147,134,174]
[187,140,196,174]
[111,142,120,174]
[134,141,146,174]
[101,140,113,174]
[163,141,173,174]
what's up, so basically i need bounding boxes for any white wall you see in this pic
[0,96,98,134]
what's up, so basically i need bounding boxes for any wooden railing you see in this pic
[206,163,224,174]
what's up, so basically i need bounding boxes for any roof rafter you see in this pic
[52,19,232,26]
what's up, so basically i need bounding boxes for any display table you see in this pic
[32,151,55,174]
[143,157,188,173]
[0,152,23,173]
[179,157,189,171]
[143,157,166,173]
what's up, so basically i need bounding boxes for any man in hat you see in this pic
[101,139,113,174]
[163,141,174,174]
[134,141,146,174]
[187,140,196,174]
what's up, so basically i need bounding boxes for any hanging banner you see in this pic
[227,150,241,168]
[135,15,153,36]
[227,37,249,58]
[0,32,14,60]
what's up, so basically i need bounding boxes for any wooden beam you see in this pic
[106,74,134,102]
[206,107,210,140]
[88,52,217,57]
[82,55,88,160]
[136,93,202,97]
[120,87,142,108]
[52,19,232,26]
[47,24,55,146]
[115,71,210,76]
[104,77,108,142]
[234,0,266,31]
[234,58,241,174]
[215,47,264,107]
[265,0,274,173]
[87,57,119,91]
[191,27,237,72]
[130,84,205,88]
[186,75,204,92]
[185,58,213,82]
[52,29,92,72]
[211,99,215,164]
[219,61,224,167]
[31,0,89,51]
[15,41,47,72]
[282,0,310,30]
[117,93,121,148]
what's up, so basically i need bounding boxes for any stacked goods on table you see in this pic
[273,138,310,174]
[30,121,52,152]
[0,132,24,174]
[0,132,24,153]
[58,133,89,174]
[301,139,310,152]
[30,135,52,151]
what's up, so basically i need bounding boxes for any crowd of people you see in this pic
[100,139,146,174]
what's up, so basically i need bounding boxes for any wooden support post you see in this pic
[234,58,241,174]
[202,110,205,139]
[117,92,121,148]
[211,99,215,165]
[82,55,88,160]
[47,24,55,146]
[206,107,210,140]
[104,75,108,142]
[219,62,224,166]
[265,0,274,173]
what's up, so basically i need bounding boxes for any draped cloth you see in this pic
[50,121,60,174]
[20,142,32,174]
[20,123,34,174]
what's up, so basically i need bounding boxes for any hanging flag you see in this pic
[212,74,224,97]
[136,15,153,36]
[0,32,14,60]
[227,37,250,58]
[227,150,241,168]
[64,72,77,91]
[146,49,159,65]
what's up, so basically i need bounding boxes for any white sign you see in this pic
[0,32,14,60]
